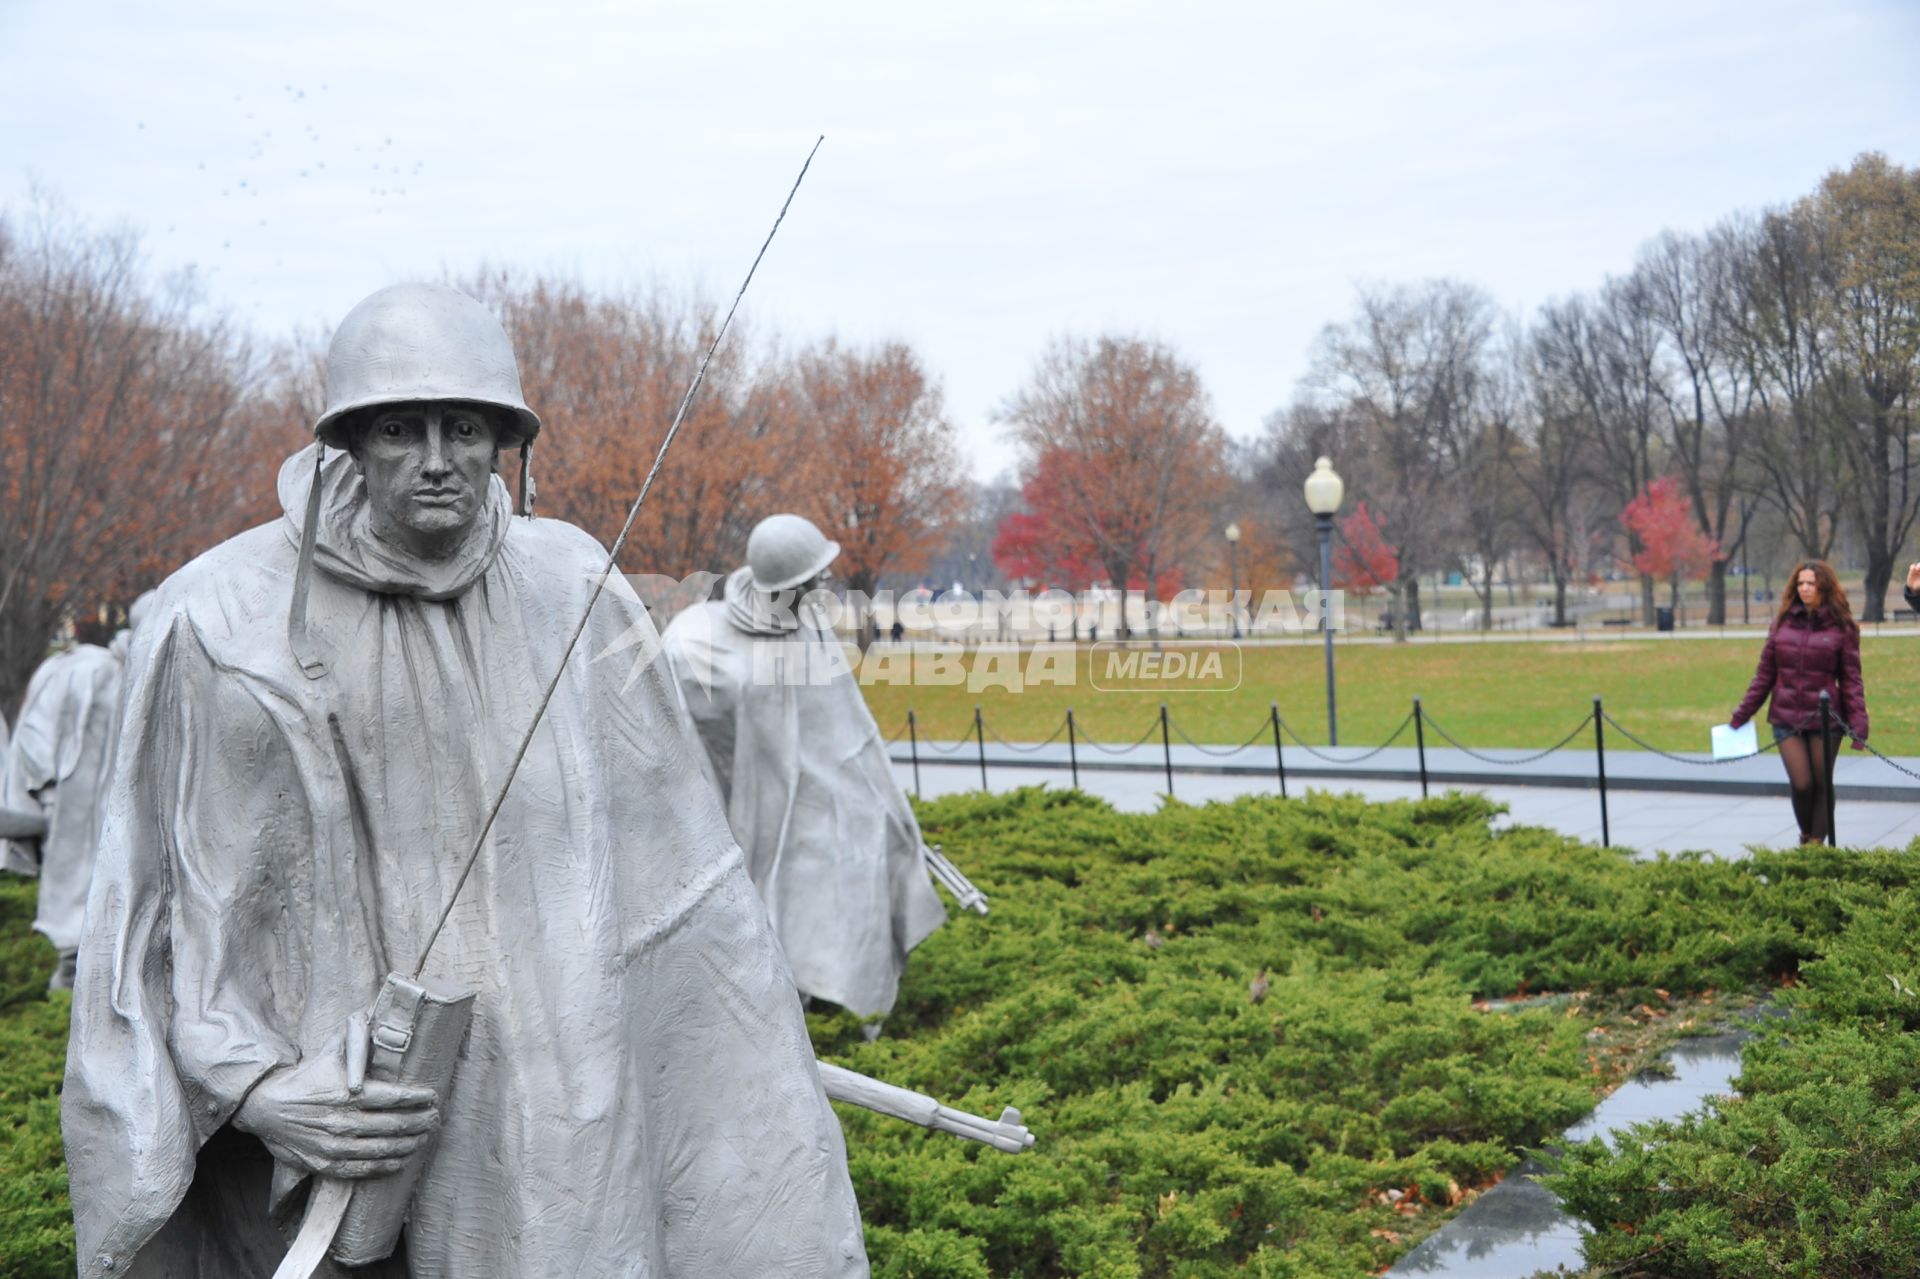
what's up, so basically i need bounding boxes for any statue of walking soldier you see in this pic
[61,284,872,1278]
[2,615,125,988]
[663,514,989,1030]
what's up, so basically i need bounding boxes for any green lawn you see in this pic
[859,637,1920,755]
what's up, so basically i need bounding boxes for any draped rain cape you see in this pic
[662,570,945,1020]
[1,643,123,946]
[62,446,869,1279]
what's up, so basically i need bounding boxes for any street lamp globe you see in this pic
[1224,522,1241,543]
[1303,456,1344,517]
[1303,456,1343,745]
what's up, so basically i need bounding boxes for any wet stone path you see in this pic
[1385,1030,1751,1277]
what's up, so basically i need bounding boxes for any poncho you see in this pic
[62,445,869,1279]
[662,570,945,1020]
[1,641,123,949]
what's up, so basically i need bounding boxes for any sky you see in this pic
[2,0,1916,484]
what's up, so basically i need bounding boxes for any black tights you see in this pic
[1777,730,1839,842]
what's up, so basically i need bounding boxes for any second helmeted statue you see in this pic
[663,515,948,1024]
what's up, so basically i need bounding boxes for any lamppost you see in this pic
[1224,522,1242,638]
[1303,456,1344,745]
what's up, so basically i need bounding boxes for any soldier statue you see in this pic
[62,284,870,1278]
[663,515,965,1028]
[2,617,124,988]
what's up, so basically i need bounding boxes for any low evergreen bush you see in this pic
[2,790,1915,1277]
[1544,846,1920,1279]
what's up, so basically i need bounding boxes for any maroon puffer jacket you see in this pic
[1731,602,1867,740]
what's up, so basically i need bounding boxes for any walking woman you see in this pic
[1730,561,1868,845]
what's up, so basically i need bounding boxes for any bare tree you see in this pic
[1305,281,1498,639]
[1516,316,1603,626]
[1638,228,1759,622]
[1725,211,1846,561]
[1805,153,1920,620]
[1531,280,1669,623]
[1446,320,1526,629]
[1251,398,1350,584]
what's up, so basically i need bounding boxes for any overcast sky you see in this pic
[3,0,1916,484]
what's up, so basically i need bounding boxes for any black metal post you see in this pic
[908,708,922,799]
[1820,690,1837,847]
[1592,696,1610,848]
[1066,708,1080,790]
[1270,702,1287,799]
[1413,696,1428,799]
[1159,703,1174,798]
[1317,512,1339,745]
[973,704,988,792]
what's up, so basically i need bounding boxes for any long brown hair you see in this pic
[1777,560,1858,635]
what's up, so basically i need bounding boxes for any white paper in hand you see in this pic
[1711,722,1759,760]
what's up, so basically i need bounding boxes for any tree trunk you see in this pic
[1104,563,1133,639]
[1403,576,1422,634]
[1862,550,1893,624]
[1706,558,1729,626]
[1639,574,1656,626]
[1553,574,1569,627]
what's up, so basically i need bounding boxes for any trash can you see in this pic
[1655,606,1675,632]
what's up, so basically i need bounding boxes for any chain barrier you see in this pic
[1079,718,1165,756]
[1170,718,1275,757]
[985,720,1070,753]
[1421,711,1596,765]
[898,704,1920,786]
[1856,737,1920,782]
[1599,712,1779,764]
[1276,712,1414,763]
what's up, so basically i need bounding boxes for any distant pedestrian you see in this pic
[890,616,905,644]
[1729,560,1868,846]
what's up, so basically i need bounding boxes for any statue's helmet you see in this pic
[313,283,541,450]
[746,513,840,592]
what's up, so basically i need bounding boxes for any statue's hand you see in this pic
[233,1039,440,1179]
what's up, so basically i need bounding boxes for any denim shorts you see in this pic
[1773,723,1842,744]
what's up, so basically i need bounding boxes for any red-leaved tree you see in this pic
[991,447,1183,601]
[1333,501,1399,595]
[1619,476,1721,619]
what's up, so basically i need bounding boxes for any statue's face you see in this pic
[352,403,499,558]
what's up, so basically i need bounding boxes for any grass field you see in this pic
[859,636,1920,756]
